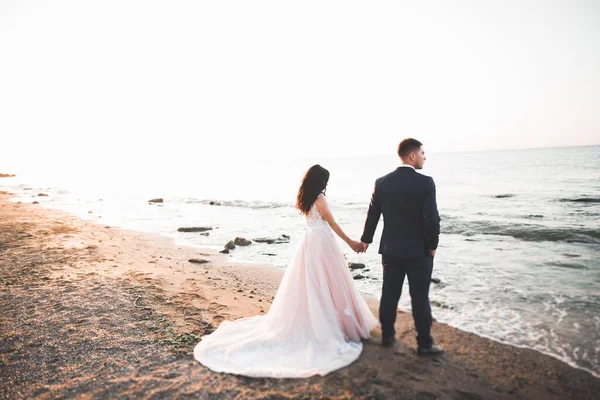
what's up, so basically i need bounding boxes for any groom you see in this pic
[358,138,442,355]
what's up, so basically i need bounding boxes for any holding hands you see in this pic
[348,240,369,254]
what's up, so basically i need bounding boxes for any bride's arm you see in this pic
[315,195,359,250]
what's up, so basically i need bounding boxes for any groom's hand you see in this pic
[429,249,436,257]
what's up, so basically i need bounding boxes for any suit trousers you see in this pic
[379,255,434,348]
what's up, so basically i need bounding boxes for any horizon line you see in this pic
[289,142,600,161]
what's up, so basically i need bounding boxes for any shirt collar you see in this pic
[398,164,415,170]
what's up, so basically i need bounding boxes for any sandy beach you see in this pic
[1,190,599,399]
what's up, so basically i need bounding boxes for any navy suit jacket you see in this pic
[361,166,440,258]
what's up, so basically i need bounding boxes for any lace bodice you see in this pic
[306,194,330,230]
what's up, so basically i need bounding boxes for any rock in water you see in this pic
[224,240,236,250]
[253,238,276,244]
[253,235,290,244]
[148,198,163,203]
[234,237,252,246]
[348,262,366,270]
[177,227,212,233]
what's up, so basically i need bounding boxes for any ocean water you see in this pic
[2,145,599,376]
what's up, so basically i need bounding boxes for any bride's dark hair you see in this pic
[296,164,330,215]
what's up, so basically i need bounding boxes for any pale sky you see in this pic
[1,0,599,176]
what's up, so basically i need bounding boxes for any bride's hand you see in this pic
[348,240,362,253]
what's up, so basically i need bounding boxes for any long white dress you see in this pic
[193,195,378,378]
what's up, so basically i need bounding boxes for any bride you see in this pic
[194,164,378,378]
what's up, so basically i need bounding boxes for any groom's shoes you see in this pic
[381,336,396,347]
[417,344,444,356]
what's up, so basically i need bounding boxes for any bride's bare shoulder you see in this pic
[314,193,328,210]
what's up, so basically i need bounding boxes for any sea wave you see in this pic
[559,197,600,204]
[183,198,292,209]
[442,218,600,244]
[546,261,589,270]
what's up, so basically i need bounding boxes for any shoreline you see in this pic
[1,190,599,398]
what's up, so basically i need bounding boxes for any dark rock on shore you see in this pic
[431,277,442,284]
[38,193,49,197]
[348,262,366,270]
[353,274,366,280]
[32,201,39,204]
[177,227,212,233]
[200,232,209,236]
[234,237,252,246]
[224,241,236,251]
[148,198,163,203]
[188,258,209,264]
[219,249,230,254]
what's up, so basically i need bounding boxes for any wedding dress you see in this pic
[194,195,378,378]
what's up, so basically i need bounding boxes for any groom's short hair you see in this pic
[398,138,423,159]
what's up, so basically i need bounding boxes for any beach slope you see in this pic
[1,192,598,399]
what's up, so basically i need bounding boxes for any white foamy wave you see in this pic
[182,198,292,209]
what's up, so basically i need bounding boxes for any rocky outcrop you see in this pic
[224,240,236,251]
[177,227,212,233]
[38,193,49,197]
[148,198,163,203]
[353,274,366,280]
